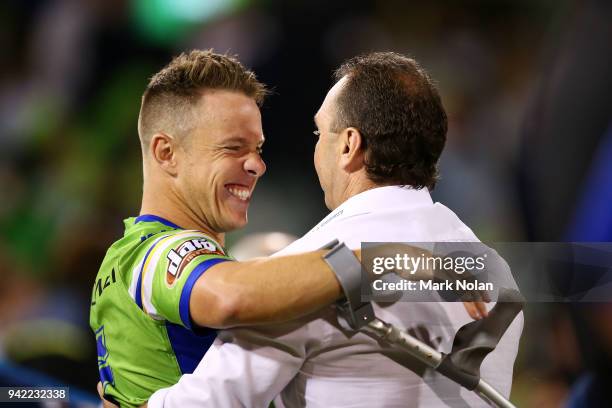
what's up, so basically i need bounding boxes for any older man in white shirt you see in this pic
[148,52,523,408]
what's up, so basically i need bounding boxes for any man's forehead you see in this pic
[221,135,265,144]
[202,128,264,145]
[318,76,348,118]
[191,92,263,142]
[330,76,348,94]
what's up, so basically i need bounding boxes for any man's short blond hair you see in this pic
[138,50,267,148]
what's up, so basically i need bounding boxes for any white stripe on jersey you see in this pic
[129,235,168,301]
[140,230,214,319]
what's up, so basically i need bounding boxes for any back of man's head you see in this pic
[138,50,266,152]
[333,52,447,189]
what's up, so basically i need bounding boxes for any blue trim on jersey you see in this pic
[95,327,109,364]
[179,257,231,329]
[95,326,115,386]
[99,364,114,385]
[165,322,217,374]
[135,214,182,230]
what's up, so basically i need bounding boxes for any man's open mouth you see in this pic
[226,184,252,201]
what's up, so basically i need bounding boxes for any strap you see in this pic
[322,240,375,330]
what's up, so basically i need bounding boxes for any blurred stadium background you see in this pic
[0,0,610,406]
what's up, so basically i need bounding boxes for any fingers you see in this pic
[463,301,488,320]
[103,398,119,408]
[463,302,478,319]
[474,301,489,318]
[97,382,120,408]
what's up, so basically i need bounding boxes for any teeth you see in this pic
[228,187,251,201]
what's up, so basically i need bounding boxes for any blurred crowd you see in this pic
[0,0,610,406]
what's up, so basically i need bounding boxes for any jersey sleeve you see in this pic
[133,231,233,330]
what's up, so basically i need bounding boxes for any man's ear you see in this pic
[339,127,365,173]
[150,132,179,176]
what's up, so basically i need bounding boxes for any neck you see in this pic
[332,173,381,210]
[141,182,225,246]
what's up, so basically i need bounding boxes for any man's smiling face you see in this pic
[176,89,266,233]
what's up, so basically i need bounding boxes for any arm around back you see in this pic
[189,250,345,328]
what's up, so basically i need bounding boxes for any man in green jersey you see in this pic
[90,50,359,407]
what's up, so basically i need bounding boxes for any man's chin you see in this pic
[222,213,248,232]
[323,196,335,211]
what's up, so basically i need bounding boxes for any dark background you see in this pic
[1,0,610,406]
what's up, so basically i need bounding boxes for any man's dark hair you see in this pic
[333,51,447,189]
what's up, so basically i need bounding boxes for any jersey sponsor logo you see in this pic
[166,238,224,287]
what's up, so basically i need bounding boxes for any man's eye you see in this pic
[256,147,263,155]
[313,130,320,137]
[224,146,241,151]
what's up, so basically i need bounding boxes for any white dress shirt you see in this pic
[149,186,523,407]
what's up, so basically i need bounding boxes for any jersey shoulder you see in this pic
[130,229,232,328]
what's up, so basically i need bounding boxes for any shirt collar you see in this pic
[312,186,433,231]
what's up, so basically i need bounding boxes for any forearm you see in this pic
[191,242,482,329]
[149,326,304,408]
[191,251,345,328]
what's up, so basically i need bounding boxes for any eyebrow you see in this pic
[222,136,265,146]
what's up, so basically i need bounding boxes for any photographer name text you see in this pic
[372,279,493,292]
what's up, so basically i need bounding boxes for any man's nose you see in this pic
[244,153,266,177]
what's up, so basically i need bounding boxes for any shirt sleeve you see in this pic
[134,231,233,329]
[148,323,308,408]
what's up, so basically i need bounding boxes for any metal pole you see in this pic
[363,318,516,408]
[363,319,443,367]
[474,380,516,408]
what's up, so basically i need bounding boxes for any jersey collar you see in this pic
[134,214,183,230]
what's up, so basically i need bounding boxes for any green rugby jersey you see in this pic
[90,215,232,407]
